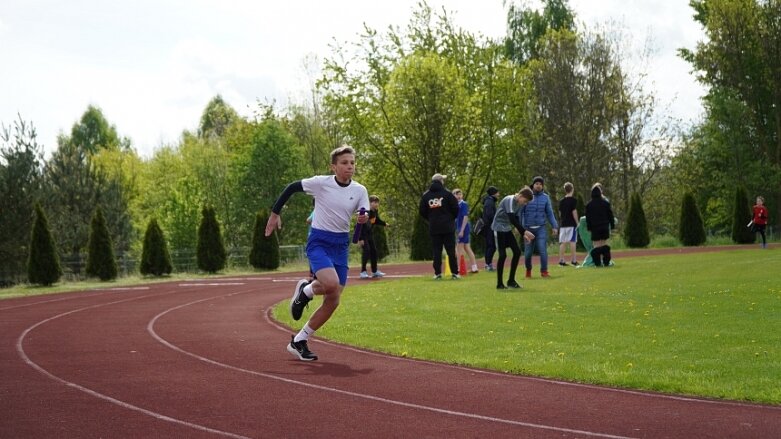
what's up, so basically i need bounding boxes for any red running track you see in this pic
[1,257,780,438]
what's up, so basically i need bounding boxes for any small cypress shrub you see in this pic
[249,210,280,270]
[27,203,62,286]
[731,186,755,244]
[624,192,650,248]
[679,192,706,246]
[85,207,118,281]
[140,218,173,276]
[410,215,432,260]
[374,223,390,261]
[197,205,227,273]
[470,208,485,257]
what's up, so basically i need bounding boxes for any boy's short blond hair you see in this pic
[564,182,574,193]
[369,195,380,203]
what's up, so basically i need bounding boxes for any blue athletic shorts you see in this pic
[307,228,350,285]
[457,223,471,244]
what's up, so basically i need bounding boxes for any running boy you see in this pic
[265,145,369,361]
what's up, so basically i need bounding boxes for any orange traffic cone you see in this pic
[443,255,452,276]
[459,255,467,276]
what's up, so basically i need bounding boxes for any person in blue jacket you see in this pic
[520,176,558,278]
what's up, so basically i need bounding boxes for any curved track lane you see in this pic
[2,257,780,438]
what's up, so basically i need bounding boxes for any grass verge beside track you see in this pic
[275,249,781,405]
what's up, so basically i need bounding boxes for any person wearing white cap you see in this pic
[419,173,460,279]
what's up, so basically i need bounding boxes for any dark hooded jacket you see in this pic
[585,186,615,231]
[419,180,459,234]
[482,194,498,227]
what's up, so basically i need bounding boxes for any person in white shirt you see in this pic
[265,145,369,361]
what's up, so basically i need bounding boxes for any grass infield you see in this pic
[275,248,781,405]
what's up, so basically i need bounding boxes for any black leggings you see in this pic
[484,226,497,265]
[755,224,766,245]
[495,231,521,285]
[361,236,378,272]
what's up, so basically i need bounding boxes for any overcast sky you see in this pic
[0,0,706,158]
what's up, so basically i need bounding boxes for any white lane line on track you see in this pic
[15,289,251,439]
[148,292,634,439]
[0,291,117,312]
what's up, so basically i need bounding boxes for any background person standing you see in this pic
[492,187,534,289]
[521,176,558,278]
[585,183,615,266]
[419,173,460,279]
[558,182,579,266]
[358,195,388,278]
[453,188,479,273]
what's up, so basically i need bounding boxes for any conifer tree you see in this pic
[624,192,650,248]
[410,215,432,260]
[731,186,755,244]
[197,205,227,273]
[249,210,279,270]
[85,207,118,281]
[27,203,62,286]
[140,218,172,276]
[374,222,390,261]
[679,192,706,246]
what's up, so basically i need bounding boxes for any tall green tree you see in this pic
[731,186,755,244]
[504,0,576,64]
[27,203,62,286]
[527,28,626,205]
[197,206,227,273]
[1,116,44,283]
[198,95,240,140]
[679,192,707,246]
[681,0,781,227]
[44,137,102,266]
[229,113,308,246]
[140,218,173,276]
[136,145,202,255]
[320,2,526,230]
[46,107,134,266]
[85,207,118,281]
[69,104,122,154]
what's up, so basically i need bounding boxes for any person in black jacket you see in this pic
[482,186,500,271]
[419,173,460,279]
[585,184,615,266]
[358,195,388,278]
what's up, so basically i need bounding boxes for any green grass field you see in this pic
[275,248,781,405]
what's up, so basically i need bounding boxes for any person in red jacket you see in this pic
[752,195,769,249]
